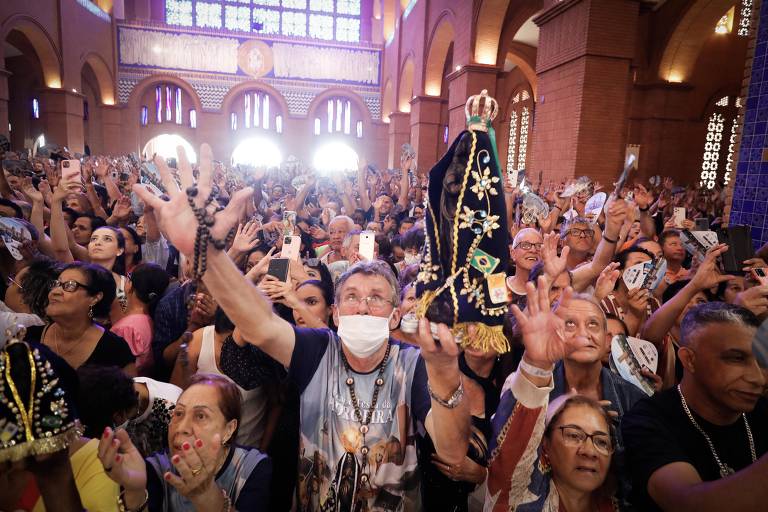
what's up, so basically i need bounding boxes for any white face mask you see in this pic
[403,253,421,266]
[337,313,392,358]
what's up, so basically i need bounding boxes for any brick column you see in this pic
[446,64,500,141]
[530,0,639,183]
[38,88,85,153]
[409,95,445,175]
[0,68,10,139]
[388,112,411,169]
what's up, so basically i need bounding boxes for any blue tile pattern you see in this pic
[731,0,768,248]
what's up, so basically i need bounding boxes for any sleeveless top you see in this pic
[116,275,128,312]
[146,446,267,511]
[197,326,267,447]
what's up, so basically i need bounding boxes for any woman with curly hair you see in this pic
[1,257,62,342]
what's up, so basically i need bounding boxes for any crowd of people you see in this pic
[0,135,767,512]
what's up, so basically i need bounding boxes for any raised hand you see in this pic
[594,262,621,300]
[132,144,253,256]
[633,184,654,210]
[230,221,260,255]
[690,243,733,291]
[20,177,43,203]
[165,435,225,501]
[510,277,571,369]
[734,285,768,317]
[98,427,147,494]
[626,287,650,317]
[541,232,569,279]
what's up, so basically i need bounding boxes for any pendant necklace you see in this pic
[339,341,391,488]
[677,385,756,478]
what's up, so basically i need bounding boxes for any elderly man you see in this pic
[134,145,469,512]
[506,228,544,306]
[320,215,354,265]
[623,302,768,511]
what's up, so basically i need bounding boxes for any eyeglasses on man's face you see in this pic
[515,241,543,252]
[567,228,595,239]
[49,279,93,293]
[341,293,392,312]
[558,424,614,456]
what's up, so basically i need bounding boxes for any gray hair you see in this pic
[330,215,354,231]
[560,216,593,239]
[680,302,759,347]
[335,260,401,307]
[342,229,362,251]
[512,227,543,248]
[554,292,607,330]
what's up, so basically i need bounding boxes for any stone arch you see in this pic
[474,0,511,65]
[424,13,455,97]
[398,56,415,112]
[658,0,737,83]
[503,45,538,98]
[382,79,395,122]
[220,81,290,118]
[127,74,203,113]
[80,53,115,105]
[1,16,61,88]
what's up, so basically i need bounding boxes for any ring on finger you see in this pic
[191,466,203,476]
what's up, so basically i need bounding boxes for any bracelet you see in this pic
[639,205,650,212]
[602,234,618,244]
[553,205,562,211]
[428,375,464,409]
[117,489,149,512]
[519,359,554,378]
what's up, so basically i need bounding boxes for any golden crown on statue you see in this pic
[464,89,499,132]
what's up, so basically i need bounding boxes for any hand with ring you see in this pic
[165,434,224,500]
[430,453,487,484]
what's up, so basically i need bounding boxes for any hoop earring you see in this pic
[539,452,551,475]
[88,306,94,319]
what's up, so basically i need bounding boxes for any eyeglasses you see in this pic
[567,228,595,239]
[558,425,614,456]
[515,241,543,252]
[7,275,23,290]
[50,279,93,293]
[341,294,392,311]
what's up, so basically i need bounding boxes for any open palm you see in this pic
[541,232,569,278]
[510,277,570,368]
[132,144,253,256]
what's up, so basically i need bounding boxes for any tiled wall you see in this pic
[729,0,768,247]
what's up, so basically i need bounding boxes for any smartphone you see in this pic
[359,230,375,261]
[61,159,82,186]
[266,257,290,282]
[280,234,301,260]
[282,210,297,236]
[718,225,754,274]
[752,268,768,286]
[694,218,710,231]
[673,207,686,228]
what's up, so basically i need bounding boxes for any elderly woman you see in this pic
[99,373,272,511]
[24,262,136,376]
[487,281,619,512]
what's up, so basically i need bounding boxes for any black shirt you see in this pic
[26,325,135,370]
[621,387,768,511]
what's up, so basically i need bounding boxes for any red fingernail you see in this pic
[195,439,203,448]
[165,473,172,480]
[103,427,110,438]
[182,442,190,451]
[115,454,122,463]
[172,455,180,464]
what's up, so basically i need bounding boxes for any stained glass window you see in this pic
[225,5,251,31]
[166,0,193,25]
[724,115,738,186]
[196,2,222,28]
[189,109,197,128]
[175,87,183,124]
[337,0,360,16]
[141,106,149,126]
[336,17,360,42]
[356,120,363,138]
[310,0,333,12]
[231,91,281,132]
[32,98,40,119]
[155,87,162,123]
[738,0,752,37]
[231,113,237,130]
[253,8,280,34]
[715,8,733,34]
[700,112,724,189]
[700,95,739,189]
[167,0,361,42]
[276,115,283,134]
[283,11,307,37]
[314,118,321,135]
[263,94,270,129]
[166,86,173,121]
[309,14,334,40]
[506,88,534,176]
[244,94,251,128]
[321,96,359,136]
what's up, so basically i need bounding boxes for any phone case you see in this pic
[359,231,375,261]
[267,258,290,282]
[718,225,754,274]
[281,234,301,260]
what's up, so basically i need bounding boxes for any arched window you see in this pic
[738,0,753,36]
[141,85,190,127]
[700,95,739,189]
[143,134,198,163]
[230,90,283,134]
[313,96,363,138]
[506,89,533,175]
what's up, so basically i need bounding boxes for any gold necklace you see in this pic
[50,324,83,359]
